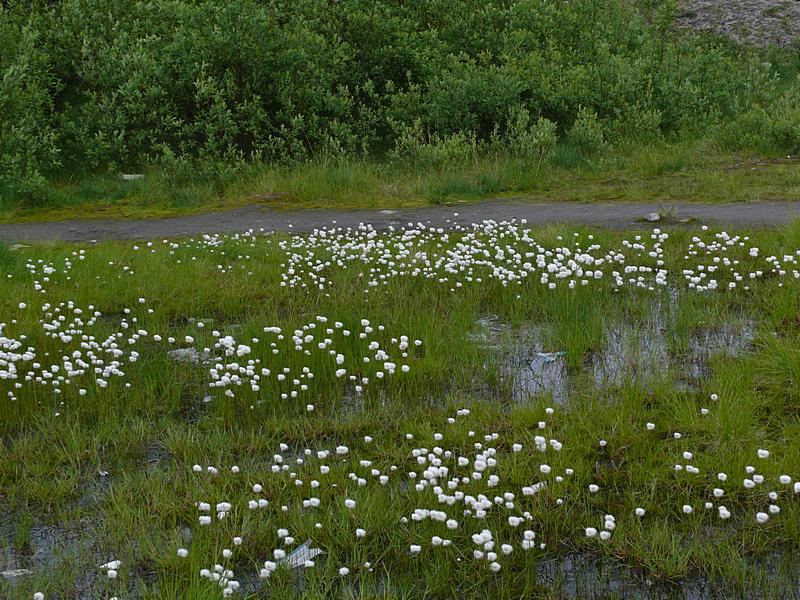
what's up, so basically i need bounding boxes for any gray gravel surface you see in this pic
[1,200,799,242]
[676,0,800,47]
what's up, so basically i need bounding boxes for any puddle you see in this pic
[476,310,756,404]
[0,513,101,597]
[537,552,800,599]
[168,347,207,364]
[140,441,172,474]
[177,386,213,424]
[538,553,683,599]
[0,523,82,571]
[0,464,158,598]
[76,472,113,511]
[0,507,176,598]
[181,551,800,599]
[340,386,400,417]
[588,318,755,391]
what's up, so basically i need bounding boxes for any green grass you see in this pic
[1,223,800,598]
[2,141,799,224]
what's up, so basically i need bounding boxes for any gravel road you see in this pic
[1,200,799,242]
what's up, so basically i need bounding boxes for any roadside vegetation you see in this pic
[1,0,800,218]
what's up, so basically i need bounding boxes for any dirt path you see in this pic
[1,200,799,242]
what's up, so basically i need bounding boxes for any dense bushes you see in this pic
[715,88,800,155]
[1,0,798,204]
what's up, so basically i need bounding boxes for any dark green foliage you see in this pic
[1,0,799,206]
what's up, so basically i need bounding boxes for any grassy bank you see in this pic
[2,221,800,598]
[2,142,799,223]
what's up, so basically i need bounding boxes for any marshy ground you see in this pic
[1,219,800,599]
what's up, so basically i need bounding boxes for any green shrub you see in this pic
[713,80,800,155]
[715,108,770,152]
[766,94,800,154]
[390,120,477,170]
[154,146,246,197]
[0,17,62,204]
[503,107,558,167]
[611,103,664,144]
[567,107,608,158]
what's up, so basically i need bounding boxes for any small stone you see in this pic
[168,348,204,364]
[1,568,33,579]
